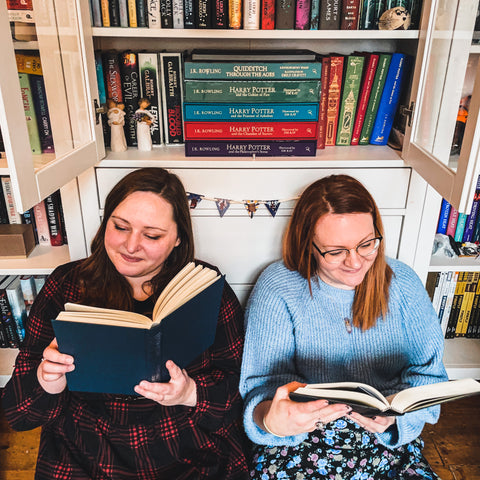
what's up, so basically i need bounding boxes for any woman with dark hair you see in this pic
[2,167,249,479]
[240,174,447,479]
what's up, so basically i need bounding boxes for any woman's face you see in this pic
[104,191,180,290]
[313,212,378,290]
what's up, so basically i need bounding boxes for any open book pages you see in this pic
[290,378,480,415]
[57,262,221,328]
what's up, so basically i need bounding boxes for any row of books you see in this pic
[183,49,320,156]
[0,177,68,248]
[0,273,46,348]
[15,52,55,155]
[318,51,410,148]
[97,50,184,147]
[427,270,480,339]
[436,175,480,247]
[90,0,422,31]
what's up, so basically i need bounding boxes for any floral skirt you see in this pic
[249,418,439,480]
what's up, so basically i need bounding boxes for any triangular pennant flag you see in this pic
[264,200,281,217]
[244,200,259,219]
[187,193,203,209]
[215,198,230,217]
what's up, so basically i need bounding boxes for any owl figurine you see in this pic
[379,7,412,30]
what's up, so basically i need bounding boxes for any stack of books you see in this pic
[183,49,322,157]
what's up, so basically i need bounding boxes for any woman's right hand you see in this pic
[256,381,352,437]
[37,338,74,394]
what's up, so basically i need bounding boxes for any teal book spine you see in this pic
[184,61,322,80]
[454,213,468,243]
[336,55,365,145]
[184,80,321,103]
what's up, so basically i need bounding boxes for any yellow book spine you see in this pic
[128,0,138,27]
[101,0,110,26]
[229,0,242,28]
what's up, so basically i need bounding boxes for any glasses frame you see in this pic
[312,225,383,264]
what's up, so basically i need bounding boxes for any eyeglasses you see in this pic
[313,230,383,265]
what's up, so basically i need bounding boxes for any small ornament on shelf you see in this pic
[107,99,127,153]
[378,7,411,30]
[134,98,155,151]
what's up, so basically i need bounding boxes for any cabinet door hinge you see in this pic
[399,101,415,127]
[94,99,107,124]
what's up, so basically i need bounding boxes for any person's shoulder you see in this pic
[386,257,425,296]
[49,259,84,279]
[257,260,304,289]
[387,257,419,280]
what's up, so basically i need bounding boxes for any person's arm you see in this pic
[375,265,448,448]
[1,265,77,431]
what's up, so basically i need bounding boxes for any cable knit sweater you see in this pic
[240,258,448,449]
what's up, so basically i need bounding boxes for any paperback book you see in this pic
[289,378,480,417]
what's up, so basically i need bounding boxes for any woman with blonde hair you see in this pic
[240,174,447,479]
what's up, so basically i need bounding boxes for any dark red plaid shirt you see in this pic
[2,261,249,479]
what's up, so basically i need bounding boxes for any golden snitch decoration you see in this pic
[379,7,412,30]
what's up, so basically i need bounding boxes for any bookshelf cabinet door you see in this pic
[403,0,480,213]
[0,0,103,213]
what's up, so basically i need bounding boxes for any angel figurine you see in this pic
[107,99,127,152]
[134,97,155,151]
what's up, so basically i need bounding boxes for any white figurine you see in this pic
[135,97,155,151]
[107,99,127,153]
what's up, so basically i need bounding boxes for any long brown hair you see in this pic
[283,174,392,330]
[75,167,194,310]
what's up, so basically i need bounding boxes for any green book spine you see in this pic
[336,55,365,146]
[183,61,322,80]
[358,53,391,145]
[18,73,42,154]
[183,80,321,103]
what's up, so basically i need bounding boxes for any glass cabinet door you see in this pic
[404,0,480,213]
[0,0,103,213]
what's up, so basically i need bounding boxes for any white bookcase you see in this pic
[1,0,480,386]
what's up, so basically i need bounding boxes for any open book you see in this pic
[289,378,480,416]
[52,263,225,395]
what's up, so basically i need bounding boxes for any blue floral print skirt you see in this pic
[250,418,439,480]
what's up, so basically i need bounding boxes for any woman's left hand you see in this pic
[134,360,197,407]
[347,412,396,433]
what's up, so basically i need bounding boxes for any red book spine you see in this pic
[261,0,275,29]
[325,55,344,146]
[102,52,123,103]
[340,0,360,30]
[6,0,33,8]
[317,56,330,149]
[351,53,379,145]
[184,121,318,140]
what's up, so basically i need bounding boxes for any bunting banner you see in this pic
[215,198,231,217]
[244,200,260,218]
[185,192,298,218]
[264,200,281,218]
[187,193,203,209]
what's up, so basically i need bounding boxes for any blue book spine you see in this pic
[463,176,480,242]
[436,198,451,234]
[369,53,409,146]
[183,103,319,121]
[454,213,468,242]
[95,51,106,105]
[309,0,320,29]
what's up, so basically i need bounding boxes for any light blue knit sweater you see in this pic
[240,258,448,449]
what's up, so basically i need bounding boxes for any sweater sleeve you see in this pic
[375,262,448,448]
[1,264,77,431]
[239,266,308,446]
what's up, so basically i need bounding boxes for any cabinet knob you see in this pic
[399,102,415,127]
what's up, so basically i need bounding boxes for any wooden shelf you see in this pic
[429,255,480,272]
[444,337,480,379]
[92,28,420,40]
[0,244,70,275]
[97,144,406,169]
